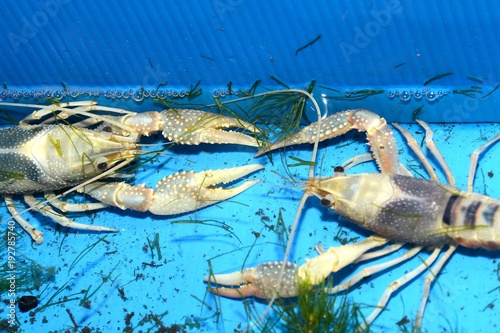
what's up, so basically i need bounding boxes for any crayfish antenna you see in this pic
[246,89,323,331]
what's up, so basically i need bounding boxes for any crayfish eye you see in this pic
[102,124,113,133]
[320,198,332,206]
[334,166,344,173]
[95,158,109,171]
[97,162,108,171]
[334,165,345,177]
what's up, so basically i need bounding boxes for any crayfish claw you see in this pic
[207,236,390,301]
[205,268,263,298]
[205,261,300,299]
[255,110,354,157]
[148,164,264,215]
[160,109,259,146]
[255,109,400,174]
[77,165,263,216]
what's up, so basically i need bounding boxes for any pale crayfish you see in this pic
[0,100,263,245]
[206,91,500,331]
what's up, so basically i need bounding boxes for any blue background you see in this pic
[1,0,500,122]
[0,1,499,332]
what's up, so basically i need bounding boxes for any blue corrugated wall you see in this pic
[0,0,499,121]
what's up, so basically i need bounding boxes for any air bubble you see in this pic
[131,90,144,102]
[52,90,64,99]
[157,90,167,99]
[425,90,437,101]
[399,90,411,101]
[10,90,21,100]
[387,91,395,98]
[40,89,49,98]
[413,90,423,100]
[68,88,79,98]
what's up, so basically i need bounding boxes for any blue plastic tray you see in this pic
[0,1,499,332]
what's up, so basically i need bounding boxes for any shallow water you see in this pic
[2,0,500,331]
[1,103,498,332]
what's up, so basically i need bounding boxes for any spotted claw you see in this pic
[148,164,264,215]
[205,261,300,299]
[80,164,264,216]
[255,109,400,174]
[255,110,354,157]
[160,109,260,146]
[206,236,389,299]
[93,108,260,146]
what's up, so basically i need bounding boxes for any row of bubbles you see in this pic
[0,86,250,102]
[387,88,450,102]
[211,88,231,98]
[0,86,451,103]
[0,87,199,102]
